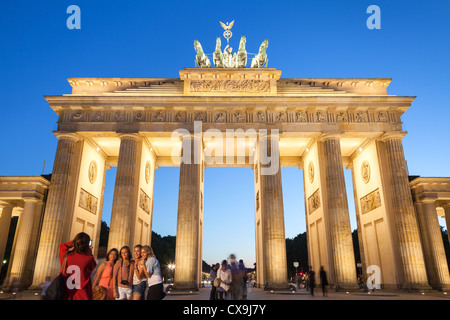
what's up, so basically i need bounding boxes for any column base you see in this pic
[402,283,433,292]
[263,282,291,291]
[335,282,361,292]
[171,282,199,292]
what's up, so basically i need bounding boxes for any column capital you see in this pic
[117,133,142,141]
[258,130,280,140]
[379,131,407,142]
[22,197,41,204]
[318,133,343,142]
[415,197,437,205]
[53,132,81,142]
[0,202,15,210]
[440,202,450,210]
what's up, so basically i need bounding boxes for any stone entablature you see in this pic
[0,176,50,204]
[410,177,450,215]
[52,102,404,124]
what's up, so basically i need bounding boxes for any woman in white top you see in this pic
[216,260,232,300]
[132,245,147,300]
[137,245,166,300]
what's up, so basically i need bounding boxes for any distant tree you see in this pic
[285,232,308,279]
[99,220,109,248]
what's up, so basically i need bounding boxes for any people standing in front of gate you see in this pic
[59,232,97,300]
[92,248,119,300]
[308,266,316,296]
[217,260,232,300]
[229,254,244,300]
[239,259,248,300]
[132,244,147,300]
[319,266,328,297]
[113,246,135,300]
[209,263,219,300]
[138,245,165,300]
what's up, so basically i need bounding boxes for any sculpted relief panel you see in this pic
[360,188,382,214]
[62,108,397,126]
[190,80,271,93]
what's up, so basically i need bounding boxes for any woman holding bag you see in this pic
[92,248,118,300]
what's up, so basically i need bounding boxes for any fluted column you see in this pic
[0,204,15,272]
[320,135,358,290]
[174,135,203,291]
[415,199,450,291]
[31,133,80,287]
[108,134,142,251]
[443,204,450,247]
[381,133,430,290]
[7,199,39,287]
[258,132,288,290]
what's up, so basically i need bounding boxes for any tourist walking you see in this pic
[308,266,315,296]
[132,244,147,300]
[210,263,219,300]
[217,260,231,300]
[319,266,328,297]
[92,248,118,300]
[229,255,243,300]
[113,246,134,300]
[59,232,97,300]
[139,245,165,300]
[239,259,248,300]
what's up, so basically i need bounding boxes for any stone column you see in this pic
[443,204,450,248]
[31,133,80,288]
[0,204,15,272]
[173,135,203,291]
[381,133,430,290]
[319,135,358,290]
[258,132,288,290]
[415,199,450,291]
[108,134,142,251]
[7,199,39,287]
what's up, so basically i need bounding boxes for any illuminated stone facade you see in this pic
[1,68,449,292]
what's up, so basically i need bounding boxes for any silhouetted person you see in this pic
[319,266,328,297]
[308,266,315,296]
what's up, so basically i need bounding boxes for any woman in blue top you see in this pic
[138,245,165,300]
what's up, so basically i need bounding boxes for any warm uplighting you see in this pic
[359,147,363,152]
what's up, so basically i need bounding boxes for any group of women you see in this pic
[59,232,165,300]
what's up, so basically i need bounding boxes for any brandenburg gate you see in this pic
[2,32,450,293]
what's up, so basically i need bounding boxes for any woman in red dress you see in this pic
[59,232,97,300]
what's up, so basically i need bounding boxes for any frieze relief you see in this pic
[139,189,151,214]
[190,80,271,93]
[61,108,395,125]
[308,189,321,214]
[360,188,382,214]
[79,188,98,215]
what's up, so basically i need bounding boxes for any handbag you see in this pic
[93,286,107,300]
[44,256,67,300]
[213,277,220,287]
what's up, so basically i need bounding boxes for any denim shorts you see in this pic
[132,281,147,295]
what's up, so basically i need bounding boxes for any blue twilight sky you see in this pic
[1,1,450,267]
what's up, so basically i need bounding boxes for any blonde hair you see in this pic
[141,245,155,258]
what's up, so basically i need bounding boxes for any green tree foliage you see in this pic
[285,232,308,279]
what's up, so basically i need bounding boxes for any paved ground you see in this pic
[2,283,450,300]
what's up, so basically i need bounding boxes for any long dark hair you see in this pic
[106,248,119,262]
[65,232,91,257]
[119,246,132,261]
